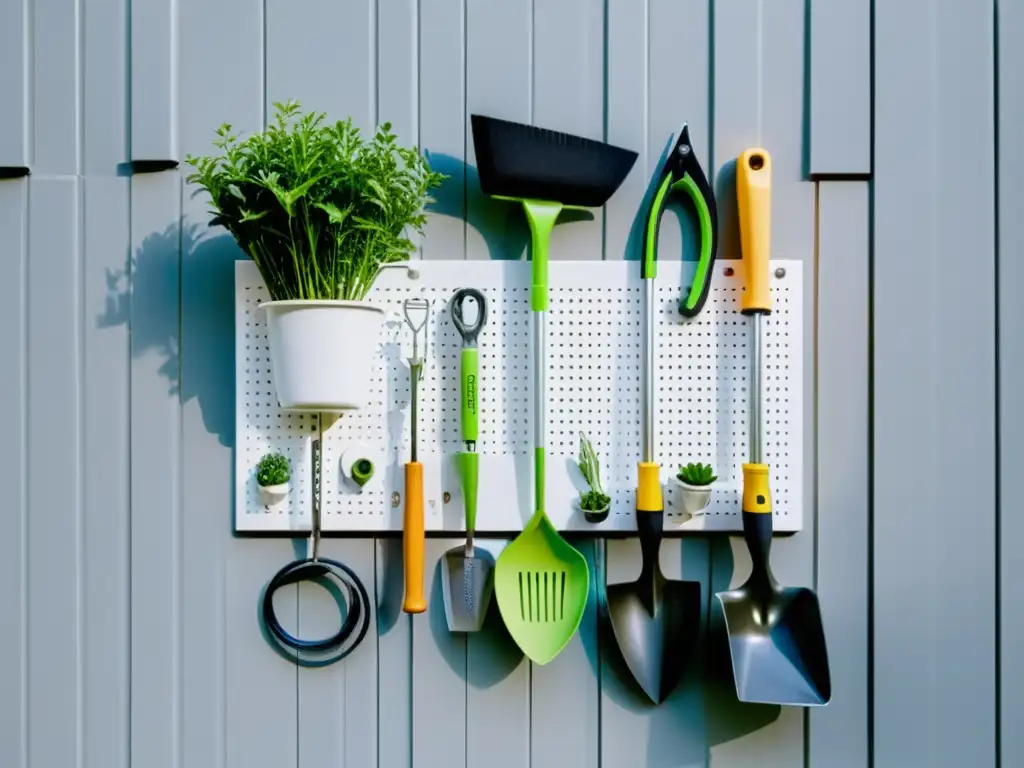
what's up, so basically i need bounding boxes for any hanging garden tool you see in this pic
[260,421,372,666]
[715,148,832,706]
[471,113,638,665]
[643,123,719,317]
[441,287,495,632]
[605,124,713,704]
[401,297,430,614]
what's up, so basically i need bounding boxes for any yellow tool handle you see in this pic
[402,461,427,613]
[736,148,773,314]
[636,462,663,513]
[741,463,772,514]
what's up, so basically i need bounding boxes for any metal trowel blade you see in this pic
[606,578,701,703]
[441,547,495,632]
[716,585,832,706]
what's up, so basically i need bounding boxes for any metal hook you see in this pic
[402,297,430,381]
[308,413,324,561]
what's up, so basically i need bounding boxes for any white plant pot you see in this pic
[672,477,713,519]
[259,481,290,506]
[261,300,386,411]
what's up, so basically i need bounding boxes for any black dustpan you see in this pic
[471,114,639,208]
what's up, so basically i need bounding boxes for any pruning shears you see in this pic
[641,123,719,317]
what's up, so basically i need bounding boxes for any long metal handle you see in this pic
[642,278,656,463]
[410,361,422,461]
[309,423,322,561]
[749,314,763,465]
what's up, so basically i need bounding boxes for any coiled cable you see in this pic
[261,556,371,666]
[260,427,372,667]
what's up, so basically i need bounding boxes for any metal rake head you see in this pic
[402,297,430,370]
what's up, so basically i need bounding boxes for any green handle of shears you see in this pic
[643,171,717,315]
[460,347,478,443]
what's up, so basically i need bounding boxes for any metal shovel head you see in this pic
[441,545,495,632]
[606,575,702,704]
[716,583,832,706]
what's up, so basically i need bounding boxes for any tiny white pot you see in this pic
[259,481,290,507]
[672,477,713,519]
[261,300,386,412]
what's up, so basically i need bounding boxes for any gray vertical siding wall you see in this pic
[0,0,1013,766]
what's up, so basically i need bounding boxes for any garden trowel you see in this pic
[441,288,494,632]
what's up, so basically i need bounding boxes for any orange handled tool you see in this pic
[403,460,426,612]
[401,297,429,614]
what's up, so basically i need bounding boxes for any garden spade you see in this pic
[441,287,495,632]
[607,129,717,703]
[715,148,832,706]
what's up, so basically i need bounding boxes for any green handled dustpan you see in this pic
[471,114,638,665]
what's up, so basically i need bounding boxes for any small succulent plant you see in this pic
[677,461,717,486]
[256,452,291,487]
[577,432,610,512]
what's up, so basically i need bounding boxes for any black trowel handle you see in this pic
[741,463,774,581]
[637,509,664,587]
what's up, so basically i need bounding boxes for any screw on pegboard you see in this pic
[775,267,786,279]
[391,492,400,508]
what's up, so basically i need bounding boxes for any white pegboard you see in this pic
[235,258,804,534]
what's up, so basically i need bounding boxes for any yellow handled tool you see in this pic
[715,147,831,706]
[736,147,772,506]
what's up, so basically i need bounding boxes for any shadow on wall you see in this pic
[98,219,242,450]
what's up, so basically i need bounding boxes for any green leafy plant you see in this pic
[577,432,610,511]
[184,99,447,302]
[256,452,291,487]
[677,461,717,486]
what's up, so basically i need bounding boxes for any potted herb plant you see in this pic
[256,451,291,506]
[185,99,447,411]
[576,432,611,523]
[673,461,717,518]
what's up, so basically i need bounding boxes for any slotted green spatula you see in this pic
[471,114,638,665]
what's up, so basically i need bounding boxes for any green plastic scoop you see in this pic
[471,113,638,665]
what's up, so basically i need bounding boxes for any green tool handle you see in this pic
[522,200,563,312]
[460,347,479,443]
[457,452,480,532]
[457,345,481,532]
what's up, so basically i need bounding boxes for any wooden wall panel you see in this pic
[999,1,1024,763]
[873,1,997,765]
[0,0,1013,765]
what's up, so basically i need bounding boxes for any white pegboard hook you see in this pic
[379,261,422,280]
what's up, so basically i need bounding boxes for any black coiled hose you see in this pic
[261,555,372,667]
[260,428,372,667]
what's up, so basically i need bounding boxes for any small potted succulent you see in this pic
[576,432,611,523]
[256,451,291,506]
[185,99,446,411]
[673,461,717,518]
